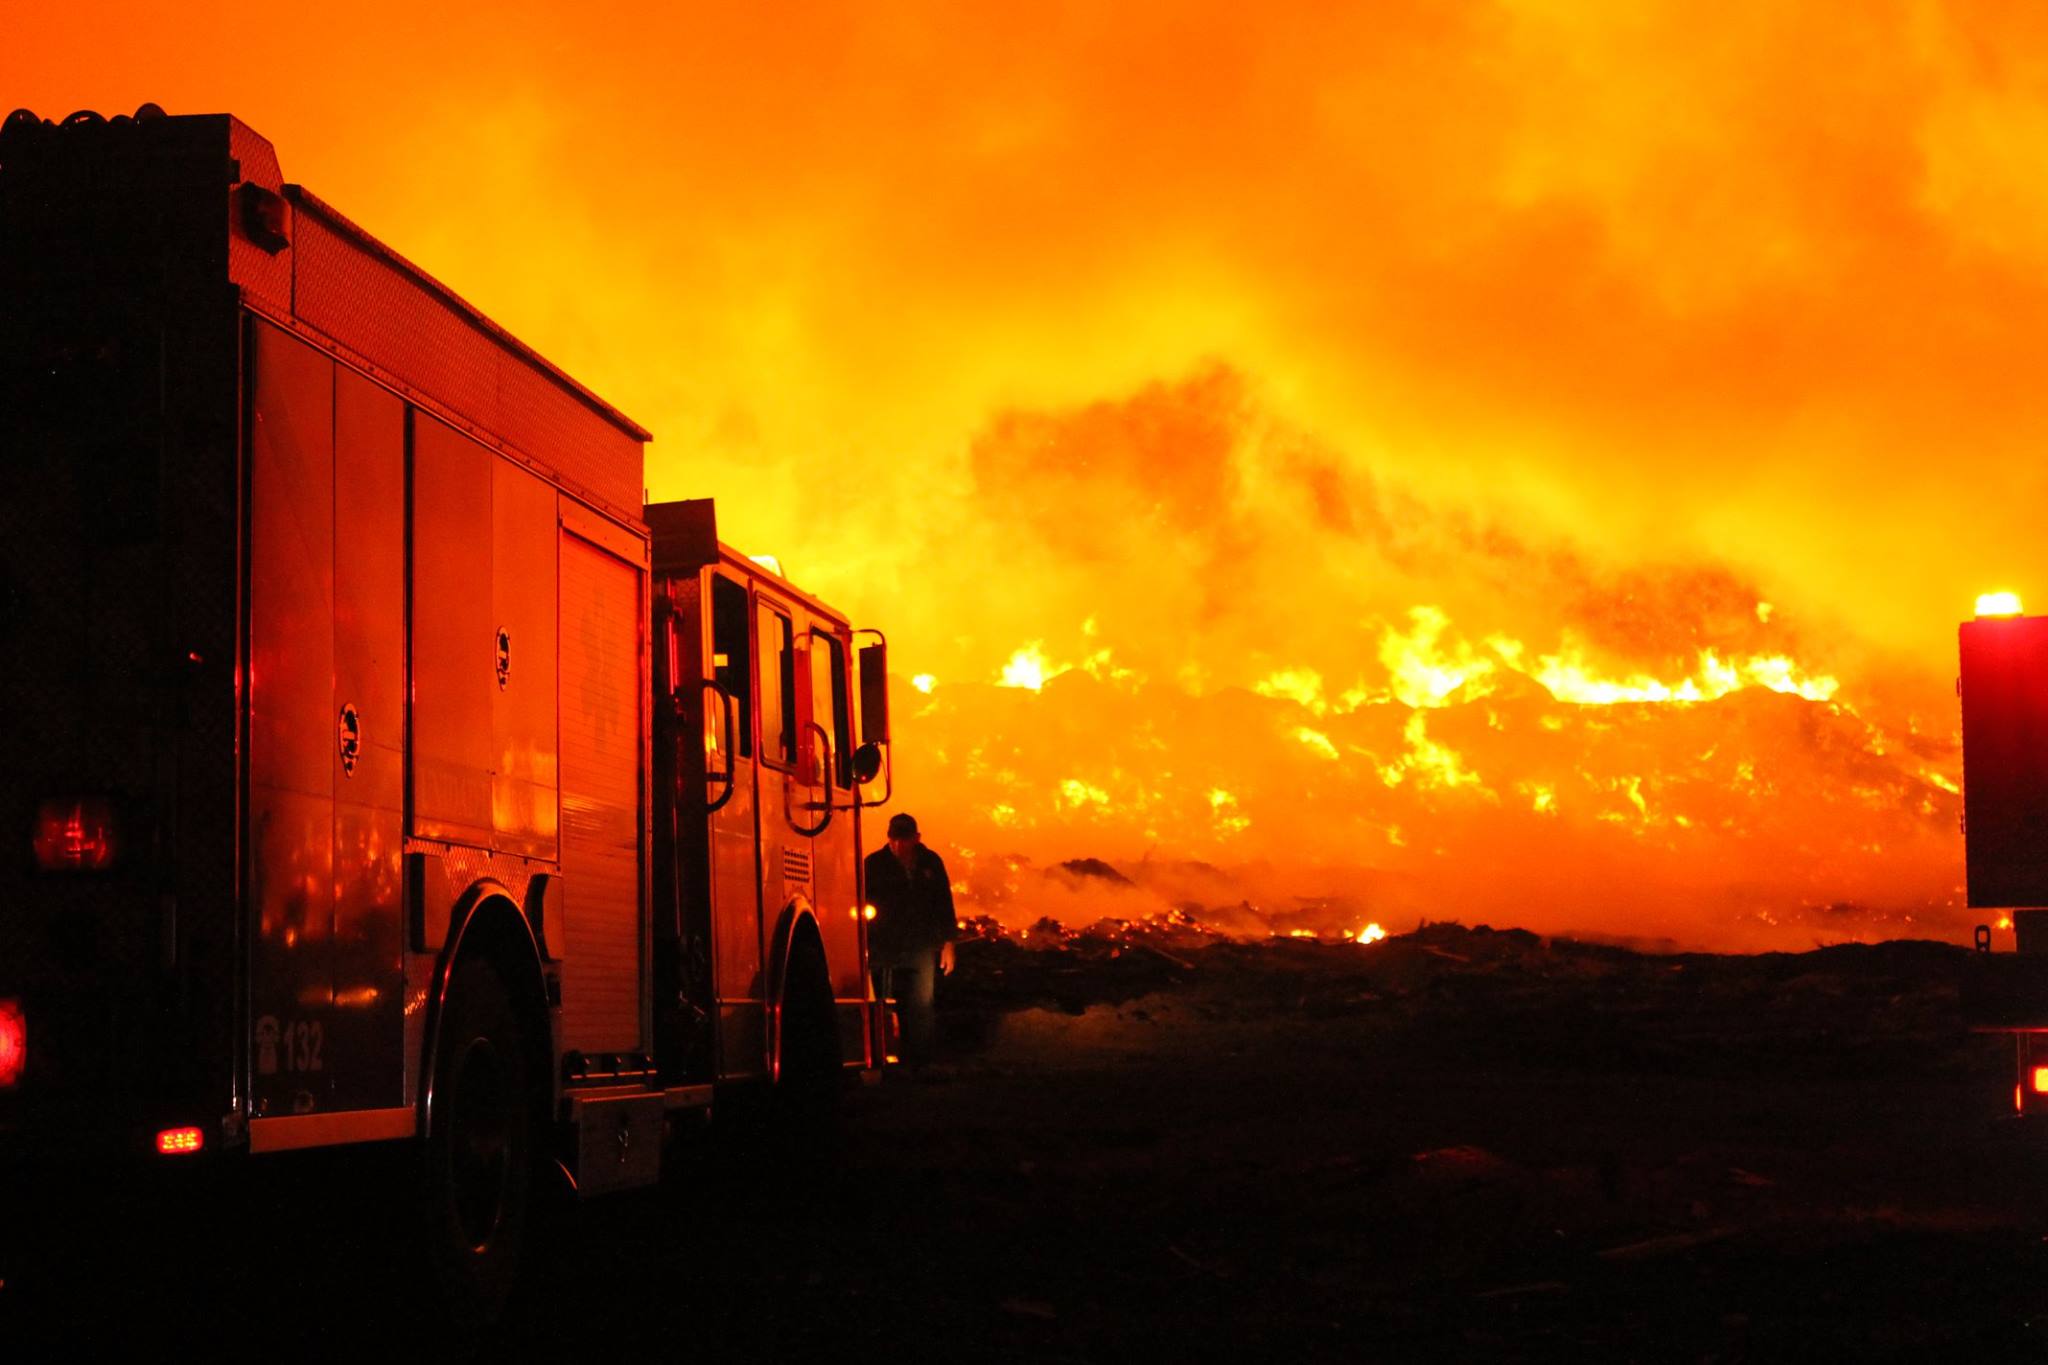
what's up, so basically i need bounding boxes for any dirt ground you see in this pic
[14,924,2048,1361]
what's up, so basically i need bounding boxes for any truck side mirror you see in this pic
[858,639,890,744]
[852,741,883,785]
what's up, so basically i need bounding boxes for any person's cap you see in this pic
[886,813,919,838]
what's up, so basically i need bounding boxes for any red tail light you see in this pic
[155,1126,204,1155]
[0,999,23,1087]
[32,797,118,871]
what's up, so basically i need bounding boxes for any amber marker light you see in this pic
[156,1126,204,1155]
[1977,591,2024,618]
[2031,1067,2048,1096]
[863,904,878,921]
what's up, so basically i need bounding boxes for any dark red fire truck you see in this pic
[0,106,892,1312]
[1956,594,2048,1116]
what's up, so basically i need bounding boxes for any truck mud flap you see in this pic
[567,1090,664,1196]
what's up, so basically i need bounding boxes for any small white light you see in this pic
[1978,591,2024,618]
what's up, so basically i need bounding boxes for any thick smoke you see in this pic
[883,369,1963,952]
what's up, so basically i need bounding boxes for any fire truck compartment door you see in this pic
[248,322,406,1118]
[706,569,765,1077]
[490,459,559,860]
[410,415,495,848]
[558,531,644,1054]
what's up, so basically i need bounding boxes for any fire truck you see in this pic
[0,106,892,1313]
[1955,594,2048,1118]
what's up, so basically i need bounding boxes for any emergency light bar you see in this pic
[1979,591,2025,618]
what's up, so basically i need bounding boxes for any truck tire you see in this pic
[422,956,536,1324]
[774,941,843,1148]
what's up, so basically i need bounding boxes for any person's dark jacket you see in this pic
[864,844,957,957]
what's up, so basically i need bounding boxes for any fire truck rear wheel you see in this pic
[423,956,537,1323]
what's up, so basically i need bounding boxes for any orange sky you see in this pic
[12,3,2045,943]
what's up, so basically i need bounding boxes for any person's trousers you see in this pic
[872,949,939,1063]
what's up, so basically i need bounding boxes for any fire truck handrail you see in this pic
[701,680,736,814]
[785,721,834,838]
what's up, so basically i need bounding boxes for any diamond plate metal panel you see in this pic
[288,194,646,521]
[226,118,290,316]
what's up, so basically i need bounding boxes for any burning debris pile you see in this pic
[915,663,1962,954]
[825,367,1971,954]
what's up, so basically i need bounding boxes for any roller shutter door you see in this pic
[558,532,643,1052]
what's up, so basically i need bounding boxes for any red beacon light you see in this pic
[0,999,24,1088]
[32,797,118,871]
[1977,591,2025,619]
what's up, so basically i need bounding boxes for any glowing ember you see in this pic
[1977,591,2024,618]
[1378,712,1484,791]
[912,674,937,694]
[999,644,1060,691]
[1060,778,1111,810]
[1355,923,1387,944]
[1295,727,1340,761]
[1209,787,1251,836]
[1281,608,1843,715]
[1532,644,1837,706]
[1381,606,1497,707]
[1256,668,1327,713]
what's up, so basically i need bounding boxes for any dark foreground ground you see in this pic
[11,924,2048,1362]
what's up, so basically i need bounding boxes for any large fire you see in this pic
[847,365,1974,952]
[21,3,2035,950]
